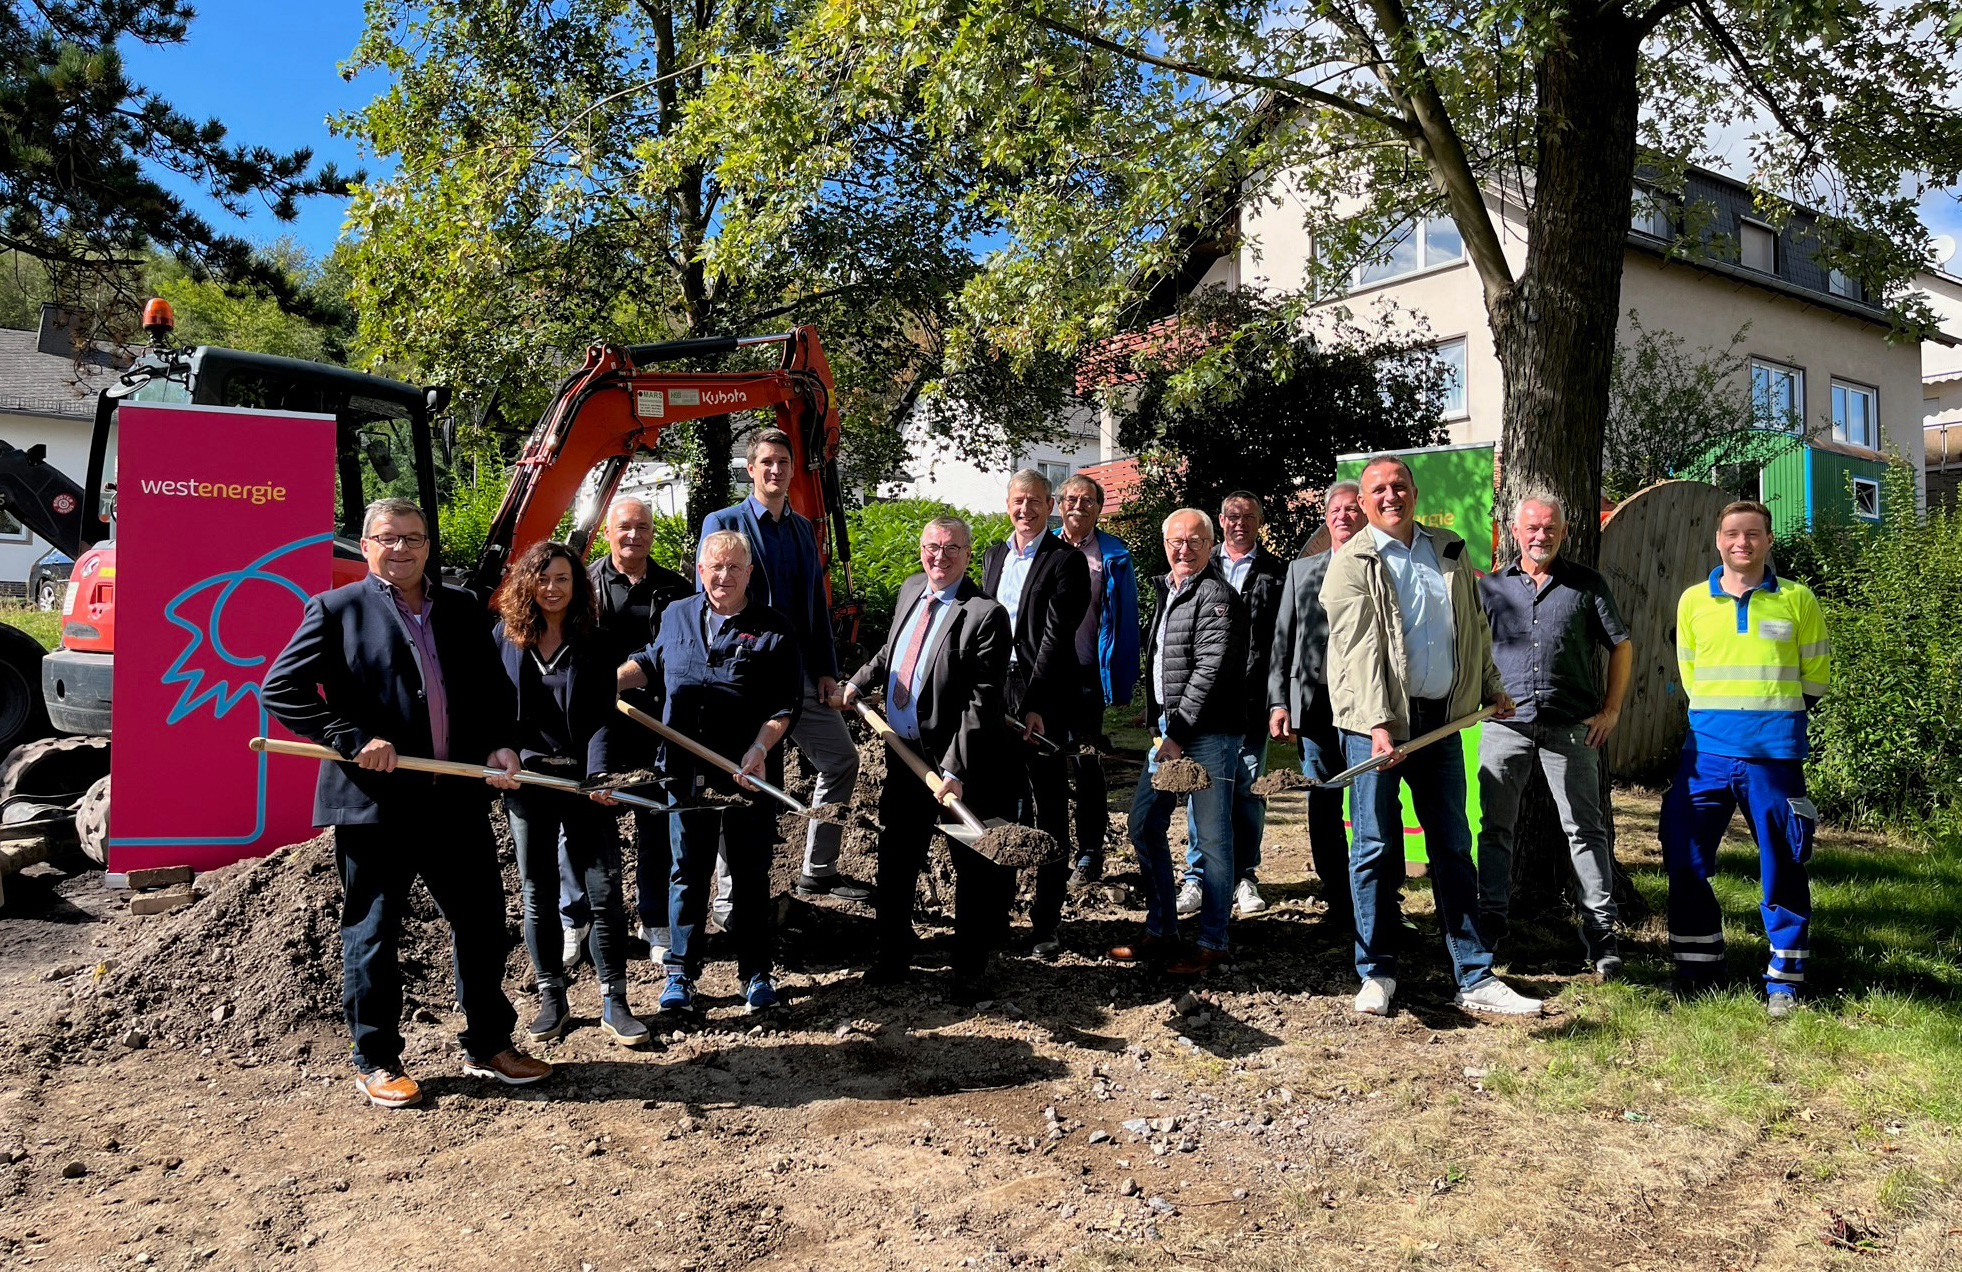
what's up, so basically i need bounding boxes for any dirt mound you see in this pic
[973,823,1063,869]
[1152,756,1213,793]
[1251,767,1313,796]
[12,833,469,1066]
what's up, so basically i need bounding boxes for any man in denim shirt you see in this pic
[1475,489,1633,977]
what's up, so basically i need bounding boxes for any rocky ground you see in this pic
[0,740,1935,1271]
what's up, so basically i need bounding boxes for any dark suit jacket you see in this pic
[850,574,1011,793]
[1267,550,1334,725]
[1219,544,1288,734]
[981,532,1090,721]
[701,498,836,681]
[262,574,514,825]
[494,623,616,781]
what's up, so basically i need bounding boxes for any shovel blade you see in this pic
[937,821,984,847]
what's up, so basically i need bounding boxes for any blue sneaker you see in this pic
[658,973,695,1014]
[743,974,781,1014]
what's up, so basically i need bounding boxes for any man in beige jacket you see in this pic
[1320,454,1540,1018]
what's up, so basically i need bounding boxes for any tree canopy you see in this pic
[0,0,358,340]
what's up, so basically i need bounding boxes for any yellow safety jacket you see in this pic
[1675,567,1830,759]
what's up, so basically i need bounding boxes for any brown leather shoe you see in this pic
[1165,946,1228,975]
[354,1067,423,1109]
[461,1048,552,1086]
[1107,932,1181,962]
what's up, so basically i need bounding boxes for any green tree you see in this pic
[699,0,1962,570]
[145,240,355,363]
[1,0,359,340]
[332,0,1074,536]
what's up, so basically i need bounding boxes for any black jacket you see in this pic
[262,574,515,825]
[1218,544,1288,735]
[1141,563,1247,749]
[588,556,692,668]
[494,622,616,781]
[981,532,1090,720]
[850,574,1013,808]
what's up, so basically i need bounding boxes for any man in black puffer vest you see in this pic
[1106,507,1246,976]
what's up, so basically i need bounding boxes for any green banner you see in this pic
[1333,443,1496,864]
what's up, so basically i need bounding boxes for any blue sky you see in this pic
[118,2,386,261]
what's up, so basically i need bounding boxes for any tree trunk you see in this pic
[1488,20,1650,928]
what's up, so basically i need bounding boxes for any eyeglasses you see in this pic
[1059,496,1101,508]
[922,543,970,557]
[1163,537,1209,551]
[366,534,429,550]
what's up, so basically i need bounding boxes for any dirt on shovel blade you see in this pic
[1250,767,1313,796]
[587,767,667,791]
[1151,756,1213,793]
[972,822,1062,869]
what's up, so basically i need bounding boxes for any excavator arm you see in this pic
[467,326,856,639]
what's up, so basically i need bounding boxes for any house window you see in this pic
[1831,380,1878,449]
[1434,337,1468,419]
[1851,475,1881,521]
[1827,268,1861,301]
[1355,217,1464,286]
[1712,461,1762,504]
[0,509,24,543]
[1631,188,1673,239]
[1035,460,1071,491]
[1751,360,1805,432]
[1740,220,1777,273]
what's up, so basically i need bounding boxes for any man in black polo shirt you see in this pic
[1475,489,1635,977]
[577,497,692,962]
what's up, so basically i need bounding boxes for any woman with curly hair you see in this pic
[494,541,651,1047]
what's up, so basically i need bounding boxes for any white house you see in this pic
[0,308,119,597]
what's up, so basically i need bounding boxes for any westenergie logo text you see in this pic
[138,478,289,505]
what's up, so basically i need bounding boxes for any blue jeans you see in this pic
[1659,746,1813,993]
[1183,728,1267,885]
[1295,694,1352,923]
[509,787,629,997]
[1130,729,1238,951]
[668,792,775,983]
[561,807,673,929]
[1343,714,1493,991]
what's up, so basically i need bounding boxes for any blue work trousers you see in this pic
[1183,727,1268,886]
[1659,746,1814,994]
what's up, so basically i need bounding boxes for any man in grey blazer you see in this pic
[1265,481,1367,929]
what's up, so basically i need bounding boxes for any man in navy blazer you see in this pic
[262,497,551,1109]
[981,469,1089,958]
[699,428,868,902]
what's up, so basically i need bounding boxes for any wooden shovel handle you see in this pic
[614,700,805,814]
[851,699,988,836]
[248,736,580,791]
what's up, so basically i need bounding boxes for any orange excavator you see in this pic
[0,310,856,864]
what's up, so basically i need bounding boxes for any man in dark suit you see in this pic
[263,497,551,1110]
[700,429,867,901]
[1182,491,1289,917]
[578,496,692,963]
[1266,480,1368,930]
[838,515,1018,996]
[980,469,1089,958]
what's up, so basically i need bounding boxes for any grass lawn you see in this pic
[0,603,62,650]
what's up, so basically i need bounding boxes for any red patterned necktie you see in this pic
[891,595,941,709]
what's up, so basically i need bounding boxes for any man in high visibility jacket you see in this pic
[1662,499,1830,1017]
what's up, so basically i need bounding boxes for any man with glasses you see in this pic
[836,517,1018,997]
[265,497,552,1108]
[981,469,1089,958]
[1051,475,1139,892]
[1107,508,1246,976]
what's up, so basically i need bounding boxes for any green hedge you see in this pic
[1778,464,1962,832]
[843,499,1011,654]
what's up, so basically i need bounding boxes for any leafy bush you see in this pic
[436,465,510,571]
[843,498,1010,651]
[1777,464,1962,827]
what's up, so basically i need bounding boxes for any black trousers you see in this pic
[334,796,516,1072]
[874,774,1014,977]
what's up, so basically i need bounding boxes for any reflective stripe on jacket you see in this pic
[1675,567,1830,759]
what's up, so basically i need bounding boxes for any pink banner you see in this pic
[108,404,336,873]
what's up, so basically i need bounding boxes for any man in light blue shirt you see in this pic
[885,575,961,746]
[995,527,1040,648]
[1368,522,1456,700]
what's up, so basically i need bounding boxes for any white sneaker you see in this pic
[1234,878,1267,915]
[639,924,671,963]
[1354,977,1395,1016]
[1175,880,1203,917]
[1454,977,1543,1016]
[560,925,589,970]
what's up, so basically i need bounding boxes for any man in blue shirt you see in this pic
[699,429,869,903]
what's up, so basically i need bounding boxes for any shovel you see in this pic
[248,737,670,812]
[613,700,807,816]
[1003,713,1063,754]
[1253,706,1497,797]
[852,699,1062,868]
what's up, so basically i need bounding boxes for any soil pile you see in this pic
[1251,768,1313,796]
[1151,756,1213,793]
[974,823,1063,869]
[13,833,466,1066]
